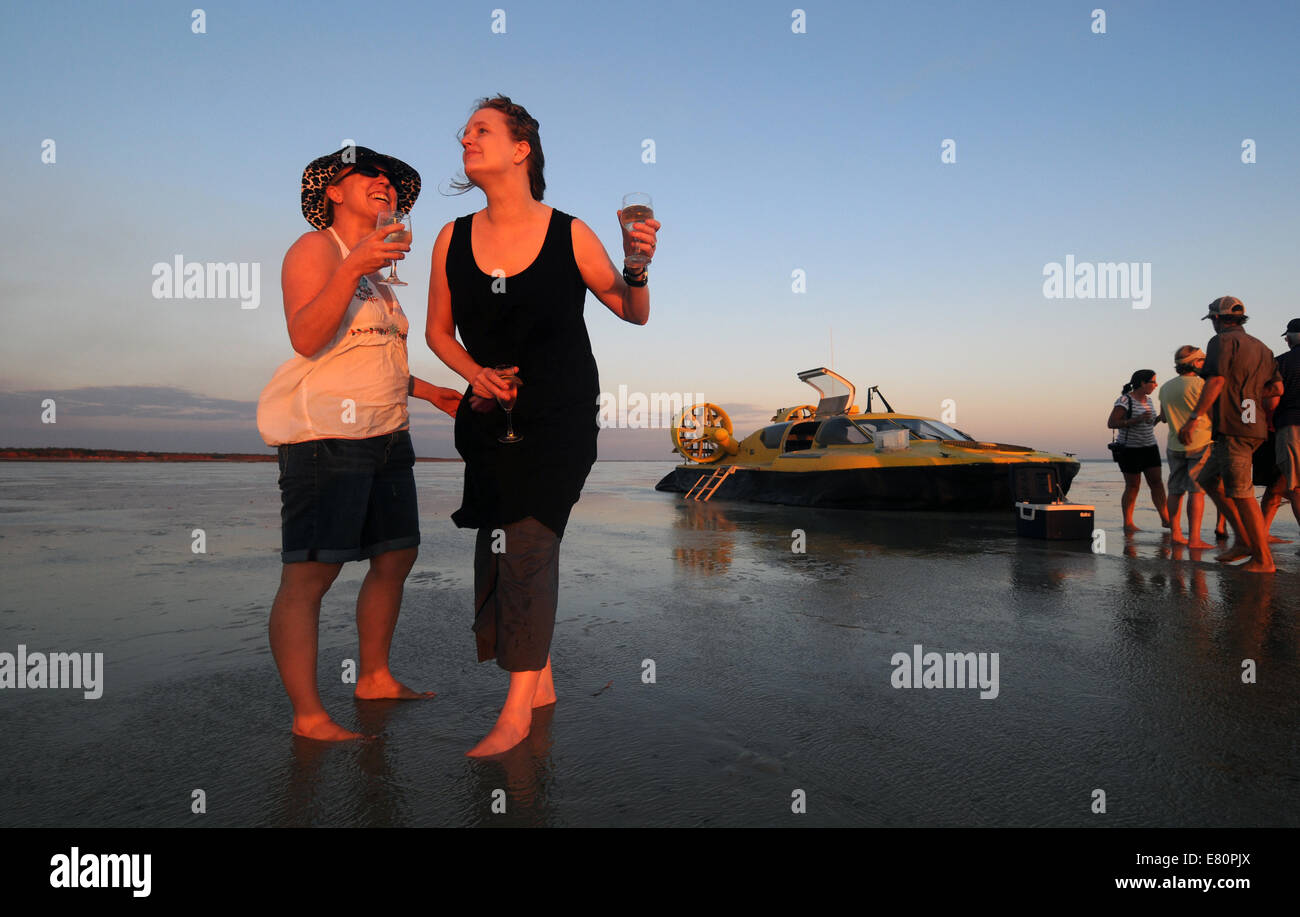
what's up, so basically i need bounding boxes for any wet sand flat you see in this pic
[0,461,1295,827]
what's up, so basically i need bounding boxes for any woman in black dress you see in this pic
[427,96,660,757]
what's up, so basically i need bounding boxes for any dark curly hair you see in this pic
[449,95,545,201]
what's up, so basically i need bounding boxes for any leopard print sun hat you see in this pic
[301,146,421,230]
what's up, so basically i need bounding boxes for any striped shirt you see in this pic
[1114,394,1158,448]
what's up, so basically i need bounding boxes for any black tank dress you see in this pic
[448,208,600,540]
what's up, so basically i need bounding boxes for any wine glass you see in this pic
[495,364,523,444]
[620,192,654,266]
[376,209,411,286]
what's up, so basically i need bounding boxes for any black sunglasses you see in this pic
[331,162,389,183]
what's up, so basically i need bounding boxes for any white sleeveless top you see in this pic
[256,228,410,446]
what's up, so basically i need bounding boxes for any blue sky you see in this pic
[2,0,1298,457]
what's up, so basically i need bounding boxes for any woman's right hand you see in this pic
[470,365,519,400]
[345,223,410,276]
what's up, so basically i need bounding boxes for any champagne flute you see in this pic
[621,192,654,266]
[376,209,411,286]
[495,363,523,444]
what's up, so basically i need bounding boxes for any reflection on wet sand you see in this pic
[1215,574,1277,662]
[278,700,407,827]
[1165,543,1210,604]
[3,461,1294,827]
[1007,537,1096,594]
[465,705,556,827]
[274,699,560,827]
[669,499,1032,576]
[671,502,737,573]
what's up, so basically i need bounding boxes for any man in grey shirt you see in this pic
[1179,296,1283,573]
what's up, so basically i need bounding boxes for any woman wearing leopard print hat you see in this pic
[256,146,462,741]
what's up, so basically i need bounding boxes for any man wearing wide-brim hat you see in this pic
[1260,318,1300,550]
[1178,296,1283,572]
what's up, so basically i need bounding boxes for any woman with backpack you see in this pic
[1108,369,1171,533]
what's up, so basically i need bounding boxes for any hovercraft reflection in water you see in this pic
[655,368,1079,511]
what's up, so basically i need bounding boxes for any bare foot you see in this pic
[1160,517,1172,529]
[532,665,557,708]
[1215,543,1251,563]
[1240,559,1276,573]
[1266,535,1292,544]
[1123,524,1142,534]
[1215,529,1228,540]
[1170,531,1187,545]
[354,671,435,701]
[292,714,370,741]
[466,714,531,757]
[1188,539,1215,549]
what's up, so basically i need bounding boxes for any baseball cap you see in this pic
[1202,296,1246,320]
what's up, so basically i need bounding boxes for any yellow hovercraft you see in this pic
[655,368,1079,510]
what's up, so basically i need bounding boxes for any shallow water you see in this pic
[0,460,1296,827]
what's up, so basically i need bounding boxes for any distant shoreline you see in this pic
[0,448,460,463]
[1,447,1100,464]
[2,450,1107,466]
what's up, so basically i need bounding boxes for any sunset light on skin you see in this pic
[427,99,659,756]
[2,3,1300,875]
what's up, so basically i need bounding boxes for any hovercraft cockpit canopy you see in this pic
[797,367,855,417]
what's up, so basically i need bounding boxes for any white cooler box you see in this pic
[1015,502,1094,540]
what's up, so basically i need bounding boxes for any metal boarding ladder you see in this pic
[684,465,737,502]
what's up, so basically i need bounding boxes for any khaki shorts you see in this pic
[1276,425,1300,492]
[1167,446,1209,496]
[1196,436,1260,500]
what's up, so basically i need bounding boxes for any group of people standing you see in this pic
[1108,297,1300,574]
[255,96,660,754]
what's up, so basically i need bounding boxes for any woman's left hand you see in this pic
[618,210,661,266]
[426,385,463,419]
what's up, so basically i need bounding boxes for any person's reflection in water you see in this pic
[1167,544,1210,606]
[465,706,556,827]
[1218,573,1277,658]
[1118,533,1138,590]
[351,699,404,740]
[279,736,331,826]
[276,702,406,826]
